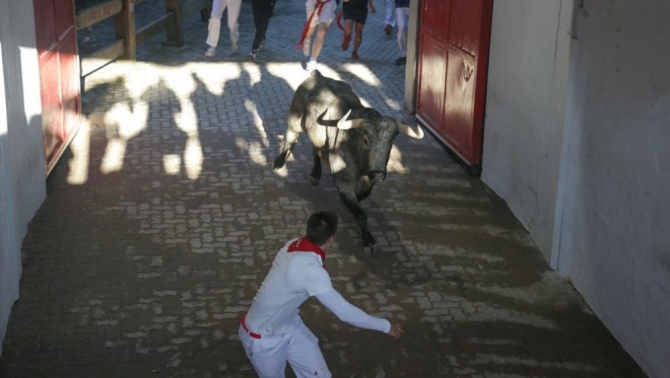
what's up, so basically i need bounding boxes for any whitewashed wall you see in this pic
[482,0,670,377]
[0,0,46,356]
[481,0,575,262]
[556,1,670,377]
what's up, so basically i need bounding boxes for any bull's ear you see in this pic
[336,109,364,130]
[397,122,424,139]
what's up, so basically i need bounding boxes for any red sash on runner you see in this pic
[241,312,262,339]
[287,237,326,268]
[336,10,344,31]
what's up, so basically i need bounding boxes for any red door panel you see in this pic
[417,35,447,131]
[421,0,450,43]
[443,48,475,160]
[33,3,57,55]
[39,50,63,159]
[59,36,80,146]
[34,0,81,172]
[416,0,493,169]
[448,0,484,56]
[55,0,75,40]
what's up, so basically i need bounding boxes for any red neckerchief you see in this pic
[287,237,326,268]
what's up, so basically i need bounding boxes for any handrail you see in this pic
[75,0,212,80]
[76,0,123,30]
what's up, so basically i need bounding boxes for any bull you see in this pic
[273,70,424,254]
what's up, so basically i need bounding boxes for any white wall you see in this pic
[482,0,670,376]
[557,1,670,377]
[0,0,46,356]
[403,0,419,113]
[482,0,575,262]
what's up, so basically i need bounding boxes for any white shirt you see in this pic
[244,237,390,336]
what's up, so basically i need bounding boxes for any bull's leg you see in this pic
[309,147,321,186]
[272,128,300,170]
[339,192,378,255]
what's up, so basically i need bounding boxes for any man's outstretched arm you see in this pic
[315,290,403,338]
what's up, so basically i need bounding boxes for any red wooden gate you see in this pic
[416,0,493,171]
[34,0,81,174]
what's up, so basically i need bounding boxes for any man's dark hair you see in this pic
[305,210,339,246]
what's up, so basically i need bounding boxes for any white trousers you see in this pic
[207,0,241,48]
[305,0,337,27]
[238,318,332,378]
[396,6,409,57]
[385,0,396,27]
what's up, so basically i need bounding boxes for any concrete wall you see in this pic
[482,0,670,376]
[0,0,47,355]
[556,1,670,377]
[403,0,420,113]
[481,0,575,262]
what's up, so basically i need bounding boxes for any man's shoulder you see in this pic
[300,262,333,295]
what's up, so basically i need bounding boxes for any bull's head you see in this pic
[320,109,424,183]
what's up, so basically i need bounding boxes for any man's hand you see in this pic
[387,321,404,339]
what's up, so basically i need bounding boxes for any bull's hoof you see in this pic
[364,243,379,256]
[272,157,285,171]
[309,174,320,186]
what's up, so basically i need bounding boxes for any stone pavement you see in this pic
[0,1,647,377]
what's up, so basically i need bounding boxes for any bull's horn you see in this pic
[337,109,364,130]
[316,108,339,127]
[397,122,424,139]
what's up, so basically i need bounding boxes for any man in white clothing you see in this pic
[238,210,404,377]
[384,0,395,36]
[204,0,242,57]
[299,0,339,71]
[394,0,409,65]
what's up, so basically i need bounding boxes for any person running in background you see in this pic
[238,210,404,377]
[394,0,409,65]
[75,0,96,44]
[248,0,277,60]
[204,0,242,57]
[299,0,339,71]
[383,0,395,36]
[341,0,376,61]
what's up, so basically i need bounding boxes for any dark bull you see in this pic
[273,70,424,254]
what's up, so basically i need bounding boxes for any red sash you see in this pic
[241,312,262,339]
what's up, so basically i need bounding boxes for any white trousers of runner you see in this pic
[207,0,242,48]
[385,0,396,27]
[238,317,332,378]
[396,6,410,57]
[305,0,338,27]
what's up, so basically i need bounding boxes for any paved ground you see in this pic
[0,1,648,377]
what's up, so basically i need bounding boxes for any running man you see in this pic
[299,0,339,71]
[238,210,404,377]
[204,0,242,57]
[341,0,376,61]
[248,0,277,60]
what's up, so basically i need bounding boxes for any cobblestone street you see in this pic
[0,1,646,377]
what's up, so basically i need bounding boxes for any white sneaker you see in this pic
[231,41,238,53]
[302,39,311,57]
[306,60,317,72]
